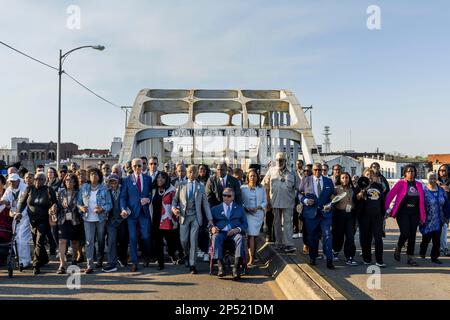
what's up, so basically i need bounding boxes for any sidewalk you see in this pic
[258,218,450,300]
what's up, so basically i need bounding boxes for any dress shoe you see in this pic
[158,263,165,270]
[95,260,103,269]
[326,259,335,269]
[232,265,241,280]
[130,264,138,272]
[33,267,40,275]
[190,266,198,274]
[309,258,317,266]
[84,268,94,274]
[394,246,401,262]
[185,259,190,268]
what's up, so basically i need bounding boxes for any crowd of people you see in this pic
[0,153,449,280]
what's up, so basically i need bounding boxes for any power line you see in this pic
[64,71,121,109]
[0,40,122,110]
[0,40,58,70]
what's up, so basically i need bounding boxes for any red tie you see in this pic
[137,175,142,193]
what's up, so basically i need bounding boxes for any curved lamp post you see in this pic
[57,45,105,170]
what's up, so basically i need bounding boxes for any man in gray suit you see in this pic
[172,165,214,274]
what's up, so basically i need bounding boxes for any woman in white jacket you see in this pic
[241,169,267,267]
[0,173,32,269]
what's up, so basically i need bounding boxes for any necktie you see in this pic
[137,175,142,193]
[317,179,322,197]
[221,178,225,188]
[188,182,194,200]
[226,205,231,219]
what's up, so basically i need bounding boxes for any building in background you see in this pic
[363,157,431,179]
[323,155,363,177]
[110,137,122,157]
[427,154,450,172]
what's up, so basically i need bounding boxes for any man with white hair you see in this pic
[120,158,153,272]
[0,173,31,268]
[262,152,299,254]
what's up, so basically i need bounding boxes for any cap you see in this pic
[275,152,286,160]
[108,174,120,181]
[7,173,20,182]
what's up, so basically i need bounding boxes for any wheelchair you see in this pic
[208,231,247,278]
[0,214,23,278]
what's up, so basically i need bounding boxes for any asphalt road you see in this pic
[0,256,284,300]
[292,218,450,300]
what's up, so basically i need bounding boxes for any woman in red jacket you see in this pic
[151,171,178,270]
[385,164,426,266]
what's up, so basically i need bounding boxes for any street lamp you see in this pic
[57,45,105,170]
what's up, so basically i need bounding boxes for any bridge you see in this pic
[119,89,322,171]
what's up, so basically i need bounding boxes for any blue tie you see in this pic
[226,205,231,219]
[188,182,194,200]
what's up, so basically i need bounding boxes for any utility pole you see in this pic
[121,106,132,128]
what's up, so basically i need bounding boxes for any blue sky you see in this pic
[0,1,449,156]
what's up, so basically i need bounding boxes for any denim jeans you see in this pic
[84,220,106,269]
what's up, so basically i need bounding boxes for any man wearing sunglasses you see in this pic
[210,187,247,279]
[146,156,160,181]
[298,162,337,269]
[120,158,153,272]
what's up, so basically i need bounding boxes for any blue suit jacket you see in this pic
[298,176,336,219]
[211,202,248,233]
[119,174,152,220]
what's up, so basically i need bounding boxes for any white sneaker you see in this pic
[203,253,210,262]
[197,250,204,258]
[292,233,301,239]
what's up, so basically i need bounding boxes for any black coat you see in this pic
[205,175,242,208]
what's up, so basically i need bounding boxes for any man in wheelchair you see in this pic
[210,187,248,279]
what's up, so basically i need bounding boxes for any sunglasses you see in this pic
[133,164,142,168]
[313,169,320,171]
[149,163,157,165]
[223,194,232,198]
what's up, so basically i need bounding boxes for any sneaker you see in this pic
[292,233,301,239]
[333,252,339,262]
[376,262,387,268]
[283,246,296,253]
[67,247,73,256]
[363,260,372,265]
[197,250,204,258]
[317,254,324,260]
[346,258,358,266]
[102,265,117,273]
[203,253,210,262]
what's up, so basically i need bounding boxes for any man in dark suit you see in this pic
[205,163,242,208]
[171,163,187,187]
[210,187,248,279]
[298,163,337,269]
[119,158,153,272]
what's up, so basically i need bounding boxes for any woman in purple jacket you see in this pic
[385,164,426,266]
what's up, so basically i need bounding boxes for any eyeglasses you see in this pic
[133,164,142,168]
[149,163,157,166]
[223,194,232,198]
